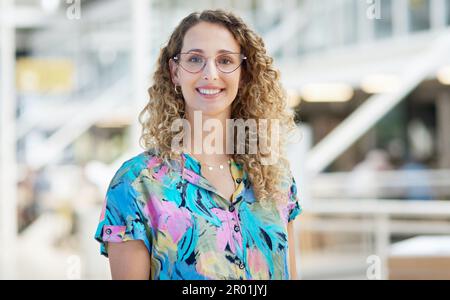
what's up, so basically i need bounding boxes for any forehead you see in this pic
[181,22,240,54]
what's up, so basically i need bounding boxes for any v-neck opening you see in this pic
[181,151,244,204]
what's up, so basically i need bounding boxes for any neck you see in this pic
[184,108,233,165]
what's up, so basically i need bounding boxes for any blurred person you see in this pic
[17,166,51,232]
[94,10,302,280]
[387,138,406,169]
[17,167,38,232]
[399,119,434,200]
[400,159,433,200]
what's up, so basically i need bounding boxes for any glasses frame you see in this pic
[172,52,247,74]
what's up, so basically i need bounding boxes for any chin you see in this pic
[198,106,230,117]
[188,101,234,117]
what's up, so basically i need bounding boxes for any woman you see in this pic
[94,9,302,280]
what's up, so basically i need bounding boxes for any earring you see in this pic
[174,85,181,95]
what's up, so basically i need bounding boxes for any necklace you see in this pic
[201,159,232,171]
[183,150,232,171]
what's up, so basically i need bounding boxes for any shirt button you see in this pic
[234,225,240,232]
[239,262,245,269]
[105,228,112,235]
[236,178,242,184]
[229,205,235,212]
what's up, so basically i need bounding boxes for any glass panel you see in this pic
[341,0,358,45]
[447,0,450,25]
[408,0,431,32]
[375,0,393,39]
[298,1,333,53]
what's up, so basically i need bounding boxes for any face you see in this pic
[170,22,243,118]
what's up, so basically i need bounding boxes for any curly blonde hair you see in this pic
[139,9,298,205]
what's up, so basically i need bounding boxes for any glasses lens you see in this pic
[178,53,245,73]
[216,53,244,73]
[179,53,205,73]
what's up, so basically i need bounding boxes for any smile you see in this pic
[196,88,225,95]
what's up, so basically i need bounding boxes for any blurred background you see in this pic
[1,0,450,280]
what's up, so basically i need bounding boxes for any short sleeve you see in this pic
[94,161,151,257]
[287,176,302,222]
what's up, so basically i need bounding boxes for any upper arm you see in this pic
[287,221,297,280]
[94,158,153,279]
[107,240,151,280]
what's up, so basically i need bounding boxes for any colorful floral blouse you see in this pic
[94,149,302,280]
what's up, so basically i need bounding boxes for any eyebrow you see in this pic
[183,48,238,54]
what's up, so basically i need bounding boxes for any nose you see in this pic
[202,58,219,79]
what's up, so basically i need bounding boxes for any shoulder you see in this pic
[110,149,164,187]
[103,150,165,212]
[109,148,180,192]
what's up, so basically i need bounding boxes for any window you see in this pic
[408,0,431,32]
[341,0,358,44]
[375,0,393,39]
[447,0,450,25]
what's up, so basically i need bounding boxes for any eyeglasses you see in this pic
[173,52,247,74]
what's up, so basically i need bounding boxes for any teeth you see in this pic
[198,88,222,95]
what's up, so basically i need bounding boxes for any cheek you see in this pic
[181,76,198,89]
[226,76,241,92]
[178,71,198,86]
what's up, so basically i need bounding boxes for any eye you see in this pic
[218,56,233,65]
[187,54,204,63]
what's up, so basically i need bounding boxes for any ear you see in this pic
[169,59,180,85]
